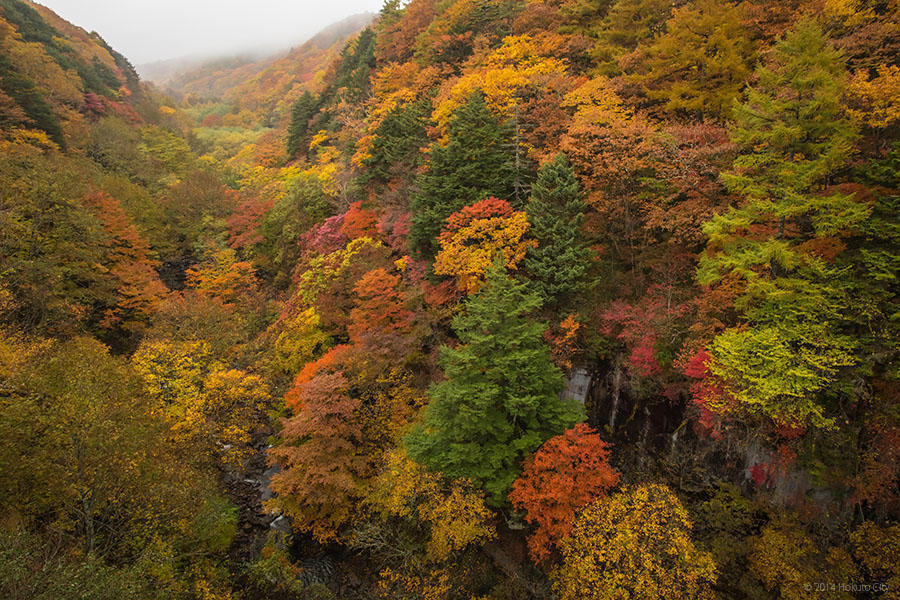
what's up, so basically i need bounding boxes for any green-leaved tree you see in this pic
[523,154,593,312]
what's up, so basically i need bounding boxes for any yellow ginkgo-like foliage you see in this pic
[848,64,900,129]
[554,483,718,600]
[369,449,496,562]
[432,34,568,132]
[822,0,876,27]
[297,237,384,304]
[299,130,341,196]
[352,63,422,167]
[132,340,270,467]
[434,197,536,294]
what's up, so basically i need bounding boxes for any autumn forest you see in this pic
[1,0,899,597]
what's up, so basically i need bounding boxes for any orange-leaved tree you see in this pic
[509,423,619,563]
[268,372,372,542]
[81,191,167,337]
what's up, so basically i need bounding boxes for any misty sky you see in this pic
[35,0,384,64]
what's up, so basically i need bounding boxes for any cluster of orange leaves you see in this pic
[509,424,619,563]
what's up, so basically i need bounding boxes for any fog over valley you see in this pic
[34,0,384,65]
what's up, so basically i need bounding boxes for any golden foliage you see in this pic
[273,306,329,375]
[851,522,900,600]
[554,483,717,600]
[848,64,900,129]
[377,566,452,600]
[368,449,496,562]
[432,35,568,132]
[750,519,858,600]
[562,76,632,126]
[132,340,270,467]
[434,198,536,294]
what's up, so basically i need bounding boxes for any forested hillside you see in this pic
[1,0,899,598]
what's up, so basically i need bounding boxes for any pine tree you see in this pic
[333,27,377,103]
[409,92,516,259]
[522,154,593,312]
[286,91,318,159]
[405,263,583,506]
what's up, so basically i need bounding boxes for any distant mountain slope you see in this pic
[137,54,260,88]
[154,13,374,125]
[0,0,157,148]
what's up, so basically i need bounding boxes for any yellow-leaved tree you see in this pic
[433,197,535,294]
[360,449,496,600]
[432,34,568,133]
[367,449,496,562]
[553,483,717,600]
[848,64,900,130]
[132,340,270,467]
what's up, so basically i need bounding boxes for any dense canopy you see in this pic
[1,0,899,597]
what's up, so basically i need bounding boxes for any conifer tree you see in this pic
[626,0,755,120]
[405,263,583,506]
[522,154,593,312]
[591,0,673,75]
[706,19,863,249]
[363,99,429,187]
[409,92,516,259]
[697,20,866,428]
[333,27,377,103]
[286,91,318,159]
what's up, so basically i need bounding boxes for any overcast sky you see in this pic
[35,0,383,64]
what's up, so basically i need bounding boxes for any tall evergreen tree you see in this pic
[522,154,593,312]
[362,99,430,188]
[405,263,583,506]
[334,27,377,103]
[409,92,517,259]
[285,91,318,160]
[697,20,867,428]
